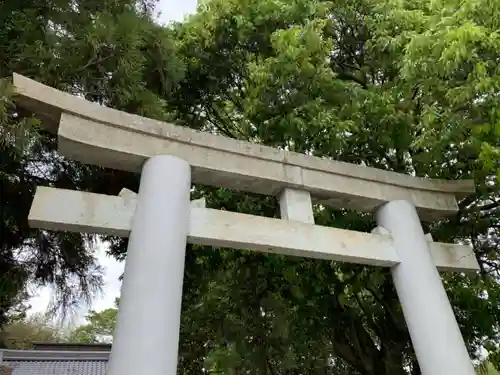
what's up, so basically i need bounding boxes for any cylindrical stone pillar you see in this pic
[376,200,475,375]
[107,155,191,375]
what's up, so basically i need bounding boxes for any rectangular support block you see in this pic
[279,188,314,224]
[29,187,479,272]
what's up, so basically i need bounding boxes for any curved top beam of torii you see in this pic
[12,73,474,220]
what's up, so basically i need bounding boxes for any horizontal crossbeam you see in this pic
[28,187,479,272]
[13,74,474,219]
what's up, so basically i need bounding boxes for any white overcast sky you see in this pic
[28,0,198,323]
[157,0,198,24]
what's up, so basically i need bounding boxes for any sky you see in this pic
[28,0,199,324]
[157,0,198,25]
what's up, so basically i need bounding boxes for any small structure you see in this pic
[0,343,110,375]
[12,73,480,375]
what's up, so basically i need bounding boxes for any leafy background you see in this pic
[1,0,500,374]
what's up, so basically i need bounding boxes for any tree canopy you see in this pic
[0,0,184,332]
[66,299,118,344]
[1,0,500,374]
[0,313,65,349]
[171,0,500,373]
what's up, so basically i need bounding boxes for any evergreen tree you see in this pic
[0,0,184,338]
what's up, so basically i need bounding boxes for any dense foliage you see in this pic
[0,0,184,336]
[171,0,500,373]
[1,0,500,374]
[66,299,118,344]
[1,313,65,349]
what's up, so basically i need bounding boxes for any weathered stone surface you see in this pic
[29,187,479,271]
[279,188,315,224]
[12,73,475,219]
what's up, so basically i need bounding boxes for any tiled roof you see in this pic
[3,360,107,375]
[31,343,112,352]
[0,349,109,375]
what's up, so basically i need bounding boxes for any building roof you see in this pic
[0,343,110,375]
[31,343,111,352]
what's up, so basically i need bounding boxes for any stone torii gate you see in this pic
[13,73,479,375]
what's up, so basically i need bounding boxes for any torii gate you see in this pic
[13,73,478,375]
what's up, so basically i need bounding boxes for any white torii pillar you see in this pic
[377,200,475,375]
[106,155,191,375]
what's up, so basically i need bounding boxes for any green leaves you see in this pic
[170,0,500,373]
[395,0,500,179]
[0,0,185,331]
[1,314,65,349]
[3,0,500,372]
[67,303,118,343]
